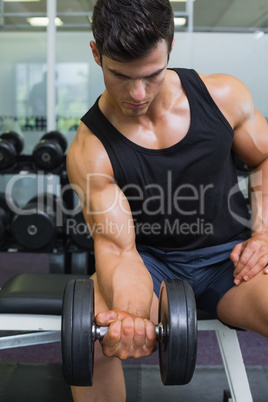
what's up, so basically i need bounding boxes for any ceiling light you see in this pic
[255,31,264,39]
[4,0,41,2]
[27,17,63,27]
[174,17,187,26]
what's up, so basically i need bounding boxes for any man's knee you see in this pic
[217,273,268,336]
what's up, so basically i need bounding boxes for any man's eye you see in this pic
[150,73,161,79]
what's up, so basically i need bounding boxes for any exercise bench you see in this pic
[0,273,88,349]
[198,310,253,402]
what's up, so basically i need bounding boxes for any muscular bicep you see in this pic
[202,72,268,168]
[83,179,136,255]
[233,107,268,169]
[66,127,136,255]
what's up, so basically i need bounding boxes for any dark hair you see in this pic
[92,0,174,62]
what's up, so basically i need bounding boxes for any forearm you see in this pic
[95,245,154,318]
[249,157,268,235]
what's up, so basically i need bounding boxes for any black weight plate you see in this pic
[0,218,4,242]
[62,279,95,386]
[0,131,24,154]
[0,192,15,218]
[0,192,18,227]
[33,141,63,169]
[42,130,68,153]
[72,279,95,386]
[0,140,16,169]
[11,210,56,249]
[183,280,197,384]
[158,279,197,386]
[29,192,58,205]
[61,279,75,385]
[29,193,64,218]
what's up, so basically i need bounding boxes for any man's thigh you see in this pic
[194,258,235,315]
[217,271,268,336]
[138,244,237,316]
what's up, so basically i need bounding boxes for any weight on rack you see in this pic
[0,192,16,246]
[11,193,64,250]
[32,130,68,170]
[0,131,24,169]
[61,278,197,387]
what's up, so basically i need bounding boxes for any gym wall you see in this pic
[0,30,267,209]
[0,31,267,148]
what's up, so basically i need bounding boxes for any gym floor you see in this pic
[1,252,268,401]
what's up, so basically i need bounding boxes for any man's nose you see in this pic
[129,79,146,102]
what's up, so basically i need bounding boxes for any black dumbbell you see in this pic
[0,218,4,244]
[61,278,197,387]
[33,131,67,170]
[11,193,64,250]
[0,131,24,169]
[0,192,17,245]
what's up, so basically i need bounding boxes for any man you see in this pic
[67,0,268,400]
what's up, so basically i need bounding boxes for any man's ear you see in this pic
[90,41,102,66]
[170,38,175,53]
[167,38,175,63]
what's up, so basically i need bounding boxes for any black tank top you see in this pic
[81,68,250,250]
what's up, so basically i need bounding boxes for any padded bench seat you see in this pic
[0,273,89,315]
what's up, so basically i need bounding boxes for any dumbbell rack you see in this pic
[0,154,95,276]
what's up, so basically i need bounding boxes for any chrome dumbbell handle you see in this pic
[92,323,110,341]
[92,322,165,342]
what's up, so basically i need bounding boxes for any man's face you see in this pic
[92,40,170,118]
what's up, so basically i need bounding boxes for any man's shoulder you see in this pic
[67,122,114,180]
[198,72,253,128]
[199,72,249,97]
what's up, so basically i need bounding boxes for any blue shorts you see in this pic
[137,240,243,316]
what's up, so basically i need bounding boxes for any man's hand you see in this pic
[95,310,157,360]
[230,233,268,285]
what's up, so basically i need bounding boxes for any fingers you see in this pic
[133,319,156,358]
[101,319,122,357]
[96,310,118,326]
[99,314,156,360]
[230,239,268,285]
[234,254,266,285]
[230,242,244,270]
